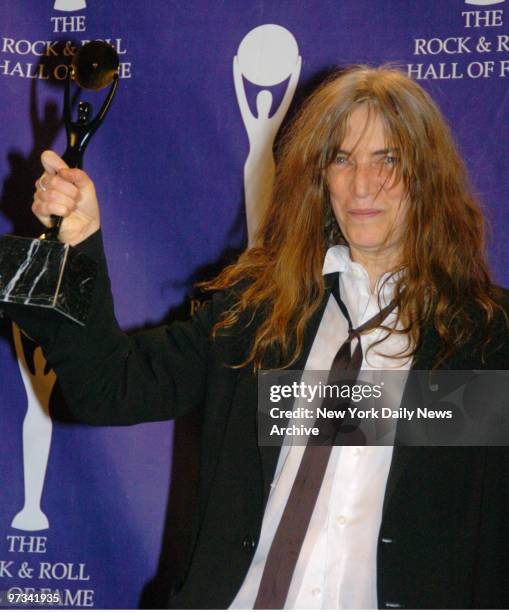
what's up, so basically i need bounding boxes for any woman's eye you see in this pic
[334,155,349,166]
[384,155,398,166]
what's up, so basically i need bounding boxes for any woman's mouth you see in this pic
[348,209,382,218]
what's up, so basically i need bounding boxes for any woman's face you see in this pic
[326,105,409,263]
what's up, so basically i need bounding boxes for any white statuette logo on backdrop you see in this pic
[465,0,504,5]
[54,0,87,11]
[10,325,55,531]
[234,24,301,245]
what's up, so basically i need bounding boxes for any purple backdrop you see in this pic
[0,0,508,608]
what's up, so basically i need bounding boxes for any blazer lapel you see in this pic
[382,309,491,517]
[381,323,440,516]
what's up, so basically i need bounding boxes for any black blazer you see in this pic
[9,232,509,609]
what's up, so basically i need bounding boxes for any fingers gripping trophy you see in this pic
[0,41,119,325]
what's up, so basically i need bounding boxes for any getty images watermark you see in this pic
[257,370,509,446]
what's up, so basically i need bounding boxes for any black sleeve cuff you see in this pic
[74,229,105,264]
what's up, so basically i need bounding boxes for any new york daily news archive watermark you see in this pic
[257,370,509,446]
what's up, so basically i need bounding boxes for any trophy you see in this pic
[0,41,119,325]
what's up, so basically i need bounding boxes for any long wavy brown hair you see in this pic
[202,65,505,370]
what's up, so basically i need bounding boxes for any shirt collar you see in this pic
[322,245,402,288]
[322,245,351,275]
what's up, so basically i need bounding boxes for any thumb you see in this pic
[41,150,69,176]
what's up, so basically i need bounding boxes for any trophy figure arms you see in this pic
[64,73,120,161]
[233,55,301,143]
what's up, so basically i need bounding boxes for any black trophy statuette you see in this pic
[0,41,119,325]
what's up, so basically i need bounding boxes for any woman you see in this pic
[14,65,509,609]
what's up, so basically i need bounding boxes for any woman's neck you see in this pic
[349,246,402,292]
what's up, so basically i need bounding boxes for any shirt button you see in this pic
[336,515,347,525]
[242,535,256,553]
[352,447,362,455]
[312,587,321,597]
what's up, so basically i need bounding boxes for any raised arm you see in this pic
[87,75,120,133]
[6,151,220,426]
[233,56,255,131]
[272,56,301,124]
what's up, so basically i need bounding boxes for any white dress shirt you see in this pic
[230,245,413,609]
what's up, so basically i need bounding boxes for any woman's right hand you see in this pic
[32,150,101,246]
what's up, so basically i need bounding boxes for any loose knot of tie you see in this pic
[347,327,360,341]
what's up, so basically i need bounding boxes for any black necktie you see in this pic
[254,278,396,609]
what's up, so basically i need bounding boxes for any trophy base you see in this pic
[0,235,97,326]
